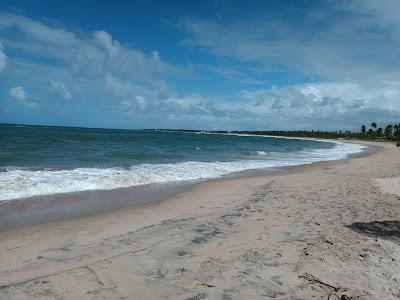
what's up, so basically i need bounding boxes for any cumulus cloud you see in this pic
[1,9,399,130]
[0,42,6,72]
[9,86,27,101]
[49,81,72,100]
[170,2,400,129]
[231,81,400,129]
[9,86,37,107]
[240,83,371,116]
[0,13,188,124]
[105,75,241,125]
[0,13,178,81]
[91,30,174,80]
[104,71,400,130]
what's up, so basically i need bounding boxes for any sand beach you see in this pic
[0,141,399,299]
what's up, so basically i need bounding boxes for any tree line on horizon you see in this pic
[157,122,400,141]
[360,122,400,140]
[228,122,400,141]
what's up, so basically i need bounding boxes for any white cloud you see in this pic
[171,2,400,129]
[105,75,233,123]
[104,71,400,130]
[179,2,400,82]
[91,30,175,80]
[0,13,178,82]
[0,13,188,123]
[0,42,6,72]
[0,13,76,46]
[231,81,400,129]
[1,10,399,130]
[9,86,27,101]
[9,86,37,107]
[49,81,72,100]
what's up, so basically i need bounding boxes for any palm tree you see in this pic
[361,125,366,134]
[384,125,393,139]
[371,122,377,129]
[377,127,383,137]
[394,124,400,139]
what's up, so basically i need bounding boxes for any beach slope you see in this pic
[0,142,399,299]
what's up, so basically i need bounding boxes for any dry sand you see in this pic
[0,141,399,299]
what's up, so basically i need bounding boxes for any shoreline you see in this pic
[0,141,378,237]
[0,140,372,231]
[1,141,398,299]
[0,134,363,202]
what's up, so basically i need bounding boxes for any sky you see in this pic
[0,0,399,130]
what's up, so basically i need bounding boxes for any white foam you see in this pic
[256,151,268,155]
[0,141,365,201]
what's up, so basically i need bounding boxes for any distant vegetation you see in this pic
[157,122,400,141]
[229,122,400,141]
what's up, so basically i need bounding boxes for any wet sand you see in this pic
[0,141,399,299]
[0,180,196,230]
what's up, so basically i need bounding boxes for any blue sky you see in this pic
[0,0,399,130]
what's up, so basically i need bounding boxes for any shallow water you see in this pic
[0,124,364,200]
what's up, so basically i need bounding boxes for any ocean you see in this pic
[0,124,364,201]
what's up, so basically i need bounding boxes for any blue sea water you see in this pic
[0,124,364,200]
